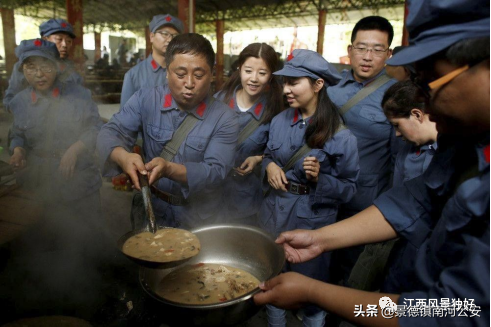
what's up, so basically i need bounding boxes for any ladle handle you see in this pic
[138,172,157,234]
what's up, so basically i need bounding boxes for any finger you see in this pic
[127,170,141,190]
[280,171,288,185]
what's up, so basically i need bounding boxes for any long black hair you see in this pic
[220,43,283,124]
[284,76,342,149]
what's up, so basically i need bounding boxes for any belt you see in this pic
[285,181,310,195]
[150,185,187,206]
[31,149,66,159]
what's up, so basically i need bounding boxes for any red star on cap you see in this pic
[34,39,42,46]
[61,22,67,28]
[287,53,294,61]
[165,16,172,22]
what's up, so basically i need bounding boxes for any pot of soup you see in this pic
[139,224,285,326]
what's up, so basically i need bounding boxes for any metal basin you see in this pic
[139,224,285,326]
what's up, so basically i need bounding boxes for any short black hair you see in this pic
[445,37,489,67]
[382,80,424,118]
[351,16,394,46]
[416,37,490,72]
[165,33,215,70]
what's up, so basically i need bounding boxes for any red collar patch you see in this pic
[196,102,206,117]
[228,98,235,109]
[163,93,172,108]
[254,103,263,116]
[484,144,490,163]
[151,59,158,70]
[31,91,37,103]
[287,53,294,61]
[292,109,299,123]
[52,87,60,98]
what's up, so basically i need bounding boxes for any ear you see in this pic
[410,108,424,122]
[314,79,324,93]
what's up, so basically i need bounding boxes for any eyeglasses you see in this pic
[24,66,54,75]
[411,65,469,99]
[350,45,390,57]
[155,31,179,40]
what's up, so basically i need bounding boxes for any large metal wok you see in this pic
[139,224,285,326]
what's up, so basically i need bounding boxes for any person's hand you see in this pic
[9,147,26,171]
[145,158,169,185]
[59,145,80,179]
[253,272,315,309]
[266,162,288,192]
[276,229,324,263]
[234,155,262,176]
[111,147,147,190]
[303,156,320,182]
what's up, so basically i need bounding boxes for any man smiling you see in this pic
[97,33,239,229]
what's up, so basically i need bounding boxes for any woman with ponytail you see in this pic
[260,49,360,327]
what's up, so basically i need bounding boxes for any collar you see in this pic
[416,141,438,155]
[341,68,387,87]
[161,92,211,119]
[477,139,490,172]
[290,109,311,126]
[30,83,62,104]
[147,54,162,72]
[229,86,266,120]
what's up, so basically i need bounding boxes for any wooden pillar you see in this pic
[316,9,326,55]
[94,31,101,61]
[178,0,195,33]
[215,19,225,91]
[1,8,17,76]
[145,26,151,57]
[402,1,409,46]
[66,0,84,74]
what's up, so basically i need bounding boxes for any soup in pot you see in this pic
[122,228,200,263]
[157,263,260,304]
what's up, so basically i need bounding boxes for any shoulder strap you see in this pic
[159,98,215,162]
[339,73,392,116]
[237,118,261,145]
[282,143,312,172]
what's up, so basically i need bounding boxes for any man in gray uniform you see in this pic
[120,14,184,107]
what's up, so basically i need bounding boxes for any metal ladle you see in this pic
[138,172,157,234]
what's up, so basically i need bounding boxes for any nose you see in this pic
[250,72,258,82]
[34,68,44,77]
[362,49,373,60]
[283,84,290,94]
[185,75,195,89]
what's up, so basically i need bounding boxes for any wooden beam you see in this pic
[178,0,196,33]
[317,9,326,55]
[66,0,85,76]
[145,26,151,57]
[94,31,101,61]
[1,8,17,76]
[401,0,409,46]
[215,19,225,91]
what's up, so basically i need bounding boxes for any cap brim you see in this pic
[388,17,490,66]
[19,51,59,71]
[44,30,76,38]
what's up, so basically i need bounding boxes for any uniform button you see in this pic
[299,124,304,129]
[279,205,284,211]
[290,146,295,151]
